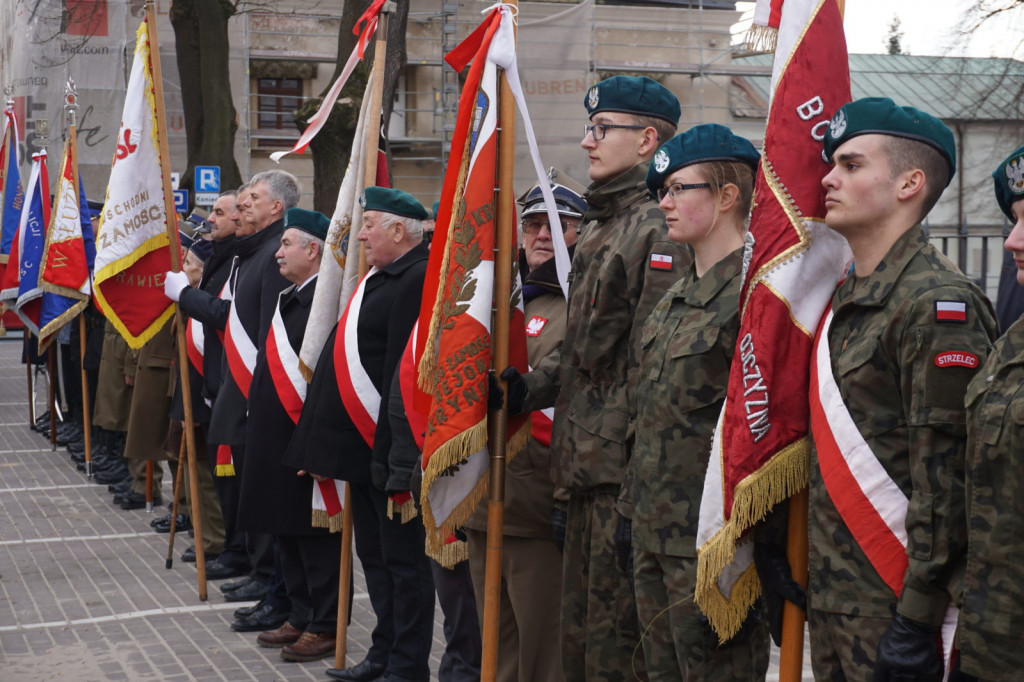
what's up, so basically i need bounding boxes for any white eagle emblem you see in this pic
[1006,156,1024,195]
[829,109,847,140]
[654,149,670,174]
[587,86,599,109]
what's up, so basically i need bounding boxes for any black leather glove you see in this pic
[487,372,504,410]
[550,508,567,552]
[873,613,943,682]
[753,541,807,647]
[613,515,633,579]
[499,367,527,414]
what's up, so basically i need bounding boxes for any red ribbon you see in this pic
[353,0,387,58]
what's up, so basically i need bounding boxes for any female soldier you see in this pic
[620,123,770,680]
[956,144,1024,682]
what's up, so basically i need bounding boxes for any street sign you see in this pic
[194,192,219,206]
[173,189,189,214]
[195,165,220,193]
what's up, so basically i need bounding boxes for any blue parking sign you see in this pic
[195,165,221,193]
[173,189,189,214]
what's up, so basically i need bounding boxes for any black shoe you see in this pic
[67,439,86,454]
[93,462,129,484]
[233,597,264,620]
[181,546,197,563]
[326,659,387,682]
[204,558,245,580]
[154,514,191,533]
[108,478,133,494]
[120,492,162,510]
[70,450,86,464]
[223,579,268,602]
[150,511,172,528]
[32,412,50,432]
[220,576,254,594]
[228,602,289,633]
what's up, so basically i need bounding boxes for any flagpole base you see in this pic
[85,462,92,478]
[146,502,154,514]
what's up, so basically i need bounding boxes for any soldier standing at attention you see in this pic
[953,144,1024,682]
[500,75,691,681]
[808,98,998,682]
[623,124,769,680]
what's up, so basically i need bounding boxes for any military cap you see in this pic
[431,201,440,220]
[519,167,589,219]
[359,186,429,221]
[646,124,760,198]
[823,97,956,185]
[993,145,1024,221]
[188,237,214,263]
[178,229,196,252]
[285,207,330,241]
[584,75,680,126]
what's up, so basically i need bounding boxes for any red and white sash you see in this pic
[312,478,347,532]
[810,306,957,666]
[266,288,306,425]
[185,317,204,377]
[223,260,257,400]
[334,268,381,448]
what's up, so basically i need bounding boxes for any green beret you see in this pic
[584,76,680,126]
[285,207,330,241]
[646,124,760,197]
[823,97,956,186]
[993,145,1024,221]
[359,186,429,221]
[431,201,440,220]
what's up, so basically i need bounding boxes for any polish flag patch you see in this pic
[935,351,979,368]
[525,316,548,337]
[935,301,967,322]
[650,253,674,270]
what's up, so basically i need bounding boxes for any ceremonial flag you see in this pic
[39,129,94,339]
[0,152,49,336]
[0,104,24,288]
[695,0,853,639]
[416,6,530,555]
[92,17,174,349]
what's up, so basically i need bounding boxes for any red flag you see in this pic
[695,0,853,639]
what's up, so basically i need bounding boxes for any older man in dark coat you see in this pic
[285,187,435,682]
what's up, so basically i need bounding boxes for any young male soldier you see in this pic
[809,97,998,681]
[501,75,691,681]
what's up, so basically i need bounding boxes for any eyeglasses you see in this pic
[583,123,646,141]
[521,218,577,236]
[656,182,711,202]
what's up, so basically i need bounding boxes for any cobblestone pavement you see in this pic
[0,337,811,681]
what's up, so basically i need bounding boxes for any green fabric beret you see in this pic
[646,124,760,197]
[584,75,680,126]
[285,207,330,241]
[359,186,429,221]
[993,145,1024,221]
[431,201,440,221]
[823,97,956,185]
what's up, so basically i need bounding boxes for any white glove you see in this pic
[163,270,190,302]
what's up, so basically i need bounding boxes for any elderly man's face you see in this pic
[208,195,237,240]
[358,210,403,268]
[522,213,579,270]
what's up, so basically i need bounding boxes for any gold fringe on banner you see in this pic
[428,537,470,569]
[744,24,779,54]
[215,464,235,477]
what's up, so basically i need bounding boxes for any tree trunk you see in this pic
[169,0,242,201]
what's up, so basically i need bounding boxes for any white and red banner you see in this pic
[92,17,174,349]
[266,289,307,425]
[0,105,23,279]
[695,0,853,639]
[416,6,531,556]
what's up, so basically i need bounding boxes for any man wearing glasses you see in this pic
[502,75,690,681]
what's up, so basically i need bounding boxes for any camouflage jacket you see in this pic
[957,314,1024,681]
[622,247,743,555]
[524,162,691,492]
[808,224,998,629]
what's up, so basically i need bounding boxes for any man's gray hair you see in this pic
[295,231,325,260]
[378,211,423,240]
[219,189,238,200]
[250,170,301,210]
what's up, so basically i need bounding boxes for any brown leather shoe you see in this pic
[256,621,303,648]
[280,631,336,662]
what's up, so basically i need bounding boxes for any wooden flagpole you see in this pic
[166,437,187,569]
[145,0,207,600]
[78,315,93,475]
[333,3,393,669]
[48,344,57,450]
[26,353,35,426]
[481,6,517,679]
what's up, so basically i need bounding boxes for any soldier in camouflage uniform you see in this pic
[620,125,769,680]
[809,98,998,682]
[501,76,691,681]
[954,145,1024,682]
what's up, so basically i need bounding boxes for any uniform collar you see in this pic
[376,241,430,277]
[680,245,744,308]
[837,223,928,309]
[583,162,652,223]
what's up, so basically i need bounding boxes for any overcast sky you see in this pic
[734,0,1024,58]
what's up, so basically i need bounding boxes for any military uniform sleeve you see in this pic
[522,345,560,412]
[178,286,230,331]
[896,285,998,628]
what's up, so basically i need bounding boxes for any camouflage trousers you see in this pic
[808,609,891,682]
[633,550,770,681]
[562,491,646,682]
